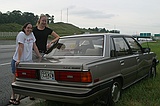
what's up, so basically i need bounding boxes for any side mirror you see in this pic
[142,48,150,53]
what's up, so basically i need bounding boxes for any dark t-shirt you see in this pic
[33,26,53,52]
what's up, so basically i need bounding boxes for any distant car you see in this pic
[12,33,159,105]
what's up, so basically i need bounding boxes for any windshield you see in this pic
[47,35,104,56]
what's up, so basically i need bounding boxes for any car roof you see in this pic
[60,33,132,39]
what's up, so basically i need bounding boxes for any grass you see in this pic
[0,22,87,38]
[116,77,160,106]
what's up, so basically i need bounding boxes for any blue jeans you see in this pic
[11,59,16,74]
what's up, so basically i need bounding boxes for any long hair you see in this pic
[36,14,48,27]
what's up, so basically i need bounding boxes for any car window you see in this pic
[125,37,142,54]
[47,35,104,56]
[113,37,131,56]
[110,38,116,57]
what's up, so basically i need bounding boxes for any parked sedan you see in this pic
[12,33,159,105]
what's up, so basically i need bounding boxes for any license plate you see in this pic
[40,70,55,80]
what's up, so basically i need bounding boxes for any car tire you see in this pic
[111,79,122,103]
[149,64,156,78]
[95,88,115,106]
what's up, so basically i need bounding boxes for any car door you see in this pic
[125,37,150,80]
[112,37,138,88]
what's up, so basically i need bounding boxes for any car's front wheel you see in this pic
[111,79,122,103]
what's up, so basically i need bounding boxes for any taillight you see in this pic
[16,69,37,79]
[55,71,92,83]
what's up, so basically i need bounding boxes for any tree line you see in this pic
[0,10,120,33]
[88,27,120,33]
[0,10,54,25]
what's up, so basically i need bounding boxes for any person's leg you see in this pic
[12,94,21,105]
[9,59,16,104]
[10,59,21,105]
[11,59,16,82]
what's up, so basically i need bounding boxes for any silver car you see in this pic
[12,33,159,105]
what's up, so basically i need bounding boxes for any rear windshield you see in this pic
[47,35,104,56]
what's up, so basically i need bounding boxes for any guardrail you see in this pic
[0,32,18,40]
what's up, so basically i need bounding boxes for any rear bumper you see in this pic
[12,80,112,104]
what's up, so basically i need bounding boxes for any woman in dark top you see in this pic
[30,14,60,100]
[33,14,60,53]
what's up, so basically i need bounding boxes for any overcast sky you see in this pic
[0,0,160,35]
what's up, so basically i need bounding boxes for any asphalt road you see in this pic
[0,42,46,106]
[0,44,15,106]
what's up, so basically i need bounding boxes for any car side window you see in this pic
[125,37,142,54]
[110,38,116,57]
[113,37,131,56]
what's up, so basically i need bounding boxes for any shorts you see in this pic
[11,59,16,74]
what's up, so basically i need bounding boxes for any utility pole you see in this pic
[61,10,62,22]
[67,8,68,23]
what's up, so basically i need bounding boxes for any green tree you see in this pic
[10,10,23,24]
[23,12,38,25]
[0,10,38,25]
[45,14,50,24]
[50,15,54,23]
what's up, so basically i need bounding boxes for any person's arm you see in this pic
[47,31,60,49]
[33,42,42,58]
[16,43,24,65]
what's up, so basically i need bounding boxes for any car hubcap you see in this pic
[112,82,120,102]
[151,67,156,77]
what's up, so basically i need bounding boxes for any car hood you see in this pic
[18,56,104,70]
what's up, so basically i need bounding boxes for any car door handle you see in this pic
[120,60,124,66]
[136,57,140,62]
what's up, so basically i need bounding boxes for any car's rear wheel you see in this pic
[111,79,122,103]
[94,88,114,106]
[149,64,156,78]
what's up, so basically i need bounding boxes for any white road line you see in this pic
[0,62,10,66]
